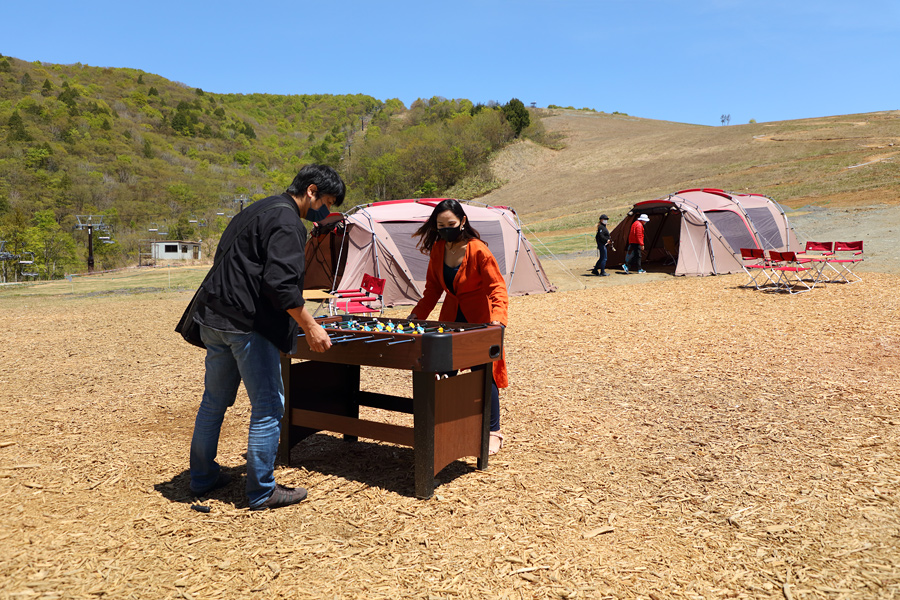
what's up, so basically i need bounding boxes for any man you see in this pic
[623,213,649,274]
[188,164,345,510]
[590,214,611,276]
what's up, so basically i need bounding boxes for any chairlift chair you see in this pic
[329,273,387,317]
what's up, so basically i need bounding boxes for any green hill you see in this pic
[0,55,538,279]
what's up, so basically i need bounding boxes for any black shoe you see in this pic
[250,483,308,510]
[590,269,599,276]
[191,472,231,496]
[599,271,609,277]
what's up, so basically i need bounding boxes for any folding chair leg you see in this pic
[831,263,862,284]
[775,269,813,294]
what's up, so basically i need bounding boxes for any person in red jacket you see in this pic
[408,199,509,455]
[623,213,649,274]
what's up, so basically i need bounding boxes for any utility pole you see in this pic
[75,215,109,274]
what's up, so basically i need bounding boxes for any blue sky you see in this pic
[4,0,898,126]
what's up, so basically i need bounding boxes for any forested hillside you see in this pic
[0,54,543,279]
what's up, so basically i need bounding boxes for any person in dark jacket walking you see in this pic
[188,164,345,510]
[590,214,612,276]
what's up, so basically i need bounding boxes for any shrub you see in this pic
[502,98,530,137]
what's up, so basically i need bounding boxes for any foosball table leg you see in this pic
[477,365,493,471]
[277,355,294,466]
[412,371,436,499]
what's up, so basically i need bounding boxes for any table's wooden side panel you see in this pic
[433,370,486,476]
[278,360,360,465]
[287,336,423,369]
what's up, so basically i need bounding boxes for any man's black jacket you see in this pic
[595,223,610,248]
[195,194,306,353]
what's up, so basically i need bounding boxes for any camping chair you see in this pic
[827,241,864,284]
[796,241,837,283]
[739,248,775,290]
[768,251,814,294]
[329,273,386,316]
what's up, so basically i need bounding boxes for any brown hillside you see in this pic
[485,110,900,230]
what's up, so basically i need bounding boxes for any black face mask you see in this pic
[305,203,330,223]
[437,226,462,242]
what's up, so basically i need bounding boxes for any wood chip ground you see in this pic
[1,273,898,599]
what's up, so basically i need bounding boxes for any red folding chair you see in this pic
[828,241,864,283]
[739,248,775,290]
[768,251,814,294]
[796,241,837,283]
[329,273,386,316]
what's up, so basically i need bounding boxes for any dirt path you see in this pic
[1,272,898,599]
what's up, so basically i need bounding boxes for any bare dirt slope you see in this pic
[1,272,899,599]
[484,110,899,282]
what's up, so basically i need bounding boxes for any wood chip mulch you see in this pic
[1,273,898,599]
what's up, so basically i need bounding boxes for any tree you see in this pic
[171,109,195,136]
[502,98,530,137]
[7,111,31,142]
[24,210,78,278]
[41,78,53,97]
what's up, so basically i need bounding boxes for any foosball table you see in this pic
[278,315,504,498]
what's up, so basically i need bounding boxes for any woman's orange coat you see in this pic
[411,238,508,388]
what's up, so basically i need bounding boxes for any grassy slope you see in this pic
[485,109,900,239]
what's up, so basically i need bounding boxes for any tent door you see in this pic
[643,211,681,272]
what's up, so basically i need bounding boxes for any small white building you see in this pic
[150,240,201,261]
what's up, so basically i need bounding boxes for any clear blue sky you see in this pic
[5,0,898,126]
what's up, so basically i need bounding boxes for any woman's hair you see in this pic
[413,199,481,253]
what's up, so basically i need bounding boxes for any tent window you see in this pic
[381,222,431,281]
[745,207,784,249]
[705,211,756,253]
[381,220,508,281]
[469,220,507,275]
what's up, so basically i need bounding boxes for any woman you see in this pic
[408,199,509,455]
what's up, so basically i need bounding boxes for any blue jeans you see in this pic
[593,245,608,272]
[625,243,642,271]
[190,324,284,508]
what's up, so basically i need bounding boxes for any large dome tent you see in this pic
[607,188,801,276]
[304,199,556,306]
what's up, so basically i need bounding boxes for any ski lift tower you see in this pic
[75,215,110,273]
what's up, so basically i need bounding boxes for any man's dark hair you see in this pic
[286,164,346,206]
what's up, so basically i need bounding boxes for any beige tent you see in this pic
[304,199,556,306]
[608,189,800,276]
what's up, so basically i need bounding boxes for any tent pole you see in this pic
[705,223,718,275]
